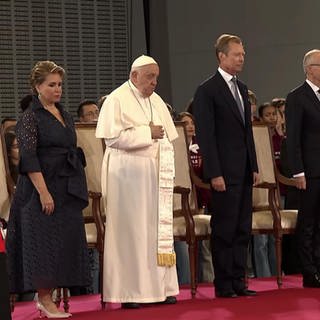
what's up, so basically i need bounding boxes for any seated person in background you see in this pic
[259,102,284,173]
[175,111,214,283]
[271,97,286,114]
[77,100,99,122]
[271,98,286,137]
[176,112,212,210]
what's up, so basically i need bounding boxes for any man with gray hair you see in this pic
[96,55,179,308]
[193,34,258,298]
[286,49,320,288]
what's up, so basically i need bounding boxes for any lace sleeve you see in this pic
[16,108,41,173]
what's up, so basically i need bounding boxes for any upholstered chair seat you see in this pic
[84,223,98,244]
[173,215,211,237]
[252,210,297,230]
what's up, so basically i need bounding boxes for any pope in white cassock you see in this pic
[96,55,179,309]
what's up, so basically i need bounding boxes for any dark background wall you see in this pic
[147,0,320,111]
[0,0,131,119]
[2,0,320,118]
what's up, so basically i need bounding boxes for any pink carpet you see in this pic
[12,275,320,320]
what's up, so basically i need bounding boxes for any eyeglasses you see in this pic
[309,64,320,67]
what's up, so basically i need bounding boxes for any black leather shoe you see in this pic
[215,290,238,298]
[164,296,177,304]
[235,289,257,296]
[121,303,140,309]
[303,273,320,288]
[158,296,177,304]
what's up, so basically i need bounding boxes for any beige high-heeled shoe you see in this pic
[36,302,72,318]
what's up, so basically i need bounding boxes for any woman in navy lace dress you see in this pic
[6,61,90,318]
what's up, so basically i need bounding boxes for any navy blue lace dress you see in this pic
[6,96,90,292]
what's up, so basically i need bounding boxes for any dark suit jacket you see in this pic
[193,71,258,185]
[286,81,320,178]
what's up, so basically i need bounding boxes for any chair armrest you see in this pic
[88,191,104,253]
[268,186,282,232]
[190,169,211,190]
[174,185,196,244]
[254,181,278,189]
[253,183,282,231]
[173,186,190,195]
[83,216,94,224]
[275,168,296,187]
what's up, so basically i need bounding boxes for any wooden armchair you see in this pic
[251,123,297,287]
[75,122,105,308]
[172,122,211,297]
[173,122,298,294]
[75,122,104,248]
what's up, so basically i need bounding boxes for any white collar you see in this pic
[306,79,320,94]
[128,79,146,98]
[218,67,235,83]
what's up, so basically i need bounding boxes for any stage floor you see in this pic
[11,275,320,320]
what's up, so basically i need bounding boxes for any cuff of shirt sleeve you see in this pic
[293,172,305,178]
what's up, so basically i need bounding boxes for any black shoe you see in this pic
[121,302,140,309]
[158,296,177,304]
[215,290,238,298]
[235,289,257,296]
[303,273,320,288]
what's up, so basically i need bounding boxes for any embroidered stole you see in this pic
[157,137,176,267]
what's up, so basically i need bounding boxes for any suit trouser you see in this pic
[210,182,252,292]
[297,178,320,276]
[0,253,12,320]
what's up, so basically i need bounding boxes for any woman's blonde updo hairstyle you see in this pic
[30,60,65,94]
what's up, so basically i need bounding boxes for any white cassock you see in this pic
[96,80,179,303]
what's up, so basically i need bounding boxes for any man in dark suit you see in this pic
[286,49,320,288]
[193,34,259,298]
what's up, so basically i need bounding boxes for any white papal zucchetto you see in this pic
[131,55,158,70]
